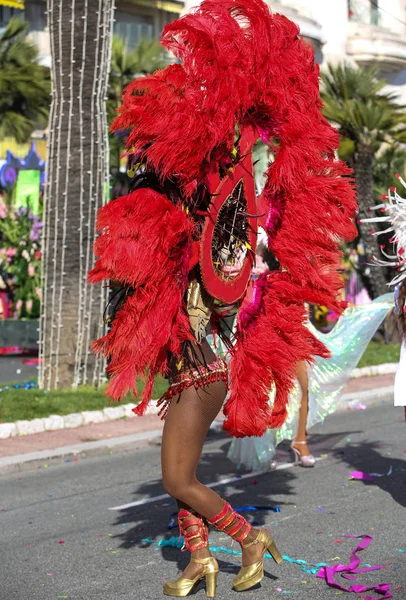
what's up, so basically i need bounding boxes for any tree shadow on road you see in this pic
[261,429,364,465]
[331,441,406,508]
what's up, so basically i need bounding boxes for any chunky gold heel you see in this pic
[267,538,283,565]
[163,557,219,597]
[232,530,283,592]
[205,570,218,598]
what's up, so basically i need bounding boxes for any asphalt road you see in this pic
[1,401,405,600]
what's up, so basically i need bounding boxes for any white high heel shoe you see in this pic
[291,441,316,468]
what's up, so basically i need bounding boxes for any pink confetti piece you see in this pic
[317,535,393,599]
[349,471,374,482]
[58,540,65,544]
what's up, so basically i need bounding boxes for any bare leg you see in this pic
[292,361,311,457]
[161,343,265,577]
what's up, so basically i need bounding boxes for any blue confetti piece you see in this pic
[235,506,281,513]
[154,536,328,575]
[0,380,37,394]
[168,512,178,529]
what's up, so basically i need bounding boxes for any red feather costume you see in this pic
[89,0,357,438]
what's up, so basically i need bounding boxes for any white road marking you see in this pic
[108,457,326,510]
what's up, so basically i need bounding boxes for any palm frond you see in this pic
[0,17,50,142]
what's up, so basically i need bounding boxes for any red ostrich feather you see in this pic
[88,189,195,413]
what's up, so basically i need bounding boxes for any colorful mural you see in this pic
[0,143,45,189]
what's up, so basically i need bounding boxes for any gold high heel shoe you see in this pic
[233,529,283,592]
[164,556,219,597]
[163,509,219,598]
[208,501,282,593]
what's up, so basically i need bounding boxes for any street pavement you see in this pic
[0,400,405,600]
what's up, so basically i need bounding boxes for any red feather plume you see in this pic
[224,272,330,437]
[88,189,195,413]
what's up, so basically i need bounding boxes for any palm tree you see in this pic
[39,0,115,389]
[321,63,406,298]
[373,144,406,201]
[0,17,50,143]
[108,36,166,169]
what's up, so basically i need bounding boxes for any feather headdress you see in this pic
[362,174,406,287]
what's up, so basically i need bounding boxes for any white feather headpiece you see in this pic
[362,174,406,287]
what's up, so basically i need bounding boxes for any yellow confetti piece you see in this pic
[245,243,252,250]
[331,557,340,561]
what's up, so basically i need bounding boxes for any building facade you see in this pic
[183,0,406,101]
[18,0,184,66]
[0,0,24,29]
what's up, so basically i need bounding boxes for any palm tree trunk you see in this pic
[39,0,115,389]
[354,144,389,299]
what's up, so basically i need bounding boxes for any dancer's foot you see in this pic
[208,502,282,592]
[240,527,265,566]
[291,440,315,467]
[292,439,311,456]
[164,511,219,597]
[182,543,212,579]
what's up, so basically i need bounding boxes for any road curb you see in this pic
[340,386,394,406]
[351,362,397,379]
[0,428,164,474]
[0,402,154,440]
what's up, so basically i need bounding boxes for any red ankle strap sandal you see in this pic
[178,509,209,552]
[208,502,251,544]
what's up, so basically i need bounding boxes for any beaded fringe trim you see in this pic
[156,358,228,419]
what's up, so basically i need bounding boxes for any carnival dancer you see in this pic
[394,282,406,418]
[89,0,356,595]
[364,176,406,420]
[228,294,393,471]
[226,228,393,471]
